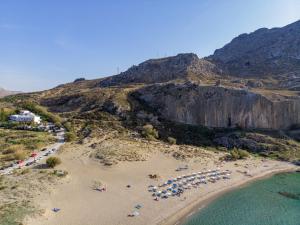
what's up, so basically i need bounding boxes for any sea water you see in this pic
[183,172,300,225]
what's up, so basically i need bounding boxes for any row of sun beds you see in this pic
[148,169,232,199]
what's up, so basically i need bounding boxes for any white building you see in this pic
[9,110,41,124]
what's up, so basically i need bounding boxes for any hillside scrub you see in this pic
[21,101,62,126]
[46,157,61,168]
[13,150,27,160]
[0,129,55,167]
[0,108,16,122]
[65,131,76,142]
[63,121,74,132]
[167,137,177,145]
[0,202,34,225]
[141,124,159,140]
[224,148,250,161]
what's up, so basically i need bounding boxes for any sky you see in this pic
[0,0,300,92]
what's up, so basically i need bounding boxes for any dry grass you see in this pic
[0,129,56,167]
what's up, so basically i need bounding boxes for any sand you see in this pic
[25,143,298,225]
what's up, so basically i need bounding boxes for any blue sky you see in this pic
[0,0,300,92]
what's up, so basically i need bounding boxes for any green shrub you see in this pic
[141,124,159,140]
[53,170,68,177]
[21,168,30,175]
[0,108,16,122]
[167,137,177,145]
[63,121,74,132]
[237,149,250,159]
[226,148,250,161]
[13,150,27,160]
[65,132,76,142]
[46,157,61,168]
[0,185,7,190]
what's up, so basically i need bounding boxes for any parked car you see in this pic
[26,162,34,166]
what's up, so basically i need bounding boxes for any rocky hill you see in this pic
[99,53,220,87]
[208,20,300,80]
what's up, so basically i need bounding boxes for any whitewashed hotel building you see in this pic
[9,110,41,124]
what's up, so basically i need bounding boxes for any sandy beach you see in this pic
[25,142,298,225]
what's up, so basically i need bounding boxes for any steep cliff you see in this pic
[135,83,300,129]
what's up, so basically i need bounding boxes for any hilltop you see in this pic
[208,20,300,89]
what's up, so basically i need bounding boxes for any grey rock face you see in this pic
[135,83,300,129]
[209,20,300,77]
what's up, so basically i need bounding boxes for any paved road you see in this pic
[0,130,65,175]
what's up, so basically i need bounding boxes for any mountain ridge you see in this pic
[0,87,21,98]
[208,20,300,78]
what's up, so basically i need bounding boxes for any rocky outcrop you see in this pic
[99,53,219,87]
[208,20,300,78]
[135,83,300,129]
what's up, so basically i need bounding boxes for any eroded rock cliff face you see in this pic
[208,20,300,78]
[135,83,300,129]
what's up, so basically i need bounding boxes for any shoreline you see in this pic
[24,147,299,225]
[159,166,298,225]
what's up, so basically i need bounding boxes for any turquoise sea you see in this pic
[183,172,300,225]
